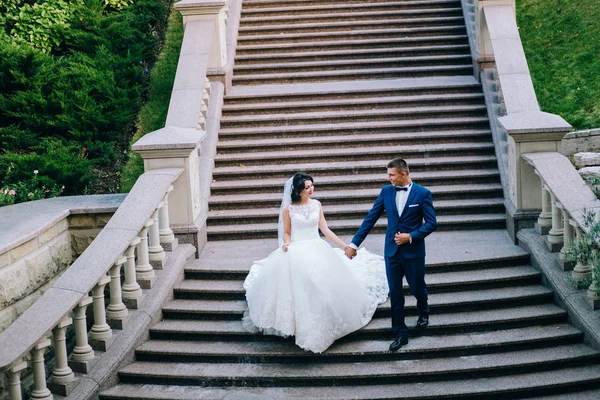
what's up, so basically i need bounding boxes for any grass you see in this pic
[120,5,184,192]
[516,0,600,130]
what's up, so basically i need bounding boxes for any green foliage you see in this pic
[104,0,135,10]
[565,209,600,292]
[517,0,600,130]
[0,0,172,204]
[120,7,182,192]
[5,0,83,53]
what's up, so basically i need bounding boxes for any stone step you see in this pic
[232,65,474,85]
[218,117,491,140]
[241,7,462,22]
[239,15,465,33]
[234,44,472,65]
[99,365,600,399]
[117,345,599,387]
[212,156,499,181]
[210,170,499,194]
[208,183,503,210]
[235,34,469,54]
[216,130,492,154]
[207,199,505,226]
[150,304,568,341]
[236,26,467,45]
[184,252,531,279]
[214,142,494,167]
[241,0,461,9]
[206,214,507,240]
[173,266,540,301]
[233,55,473,75]
[163,285,552,320]
[223,76,481,103]
[220,104,487,128]
[221,92,483,114]
[134,324,582,364]
[241,0,461,15]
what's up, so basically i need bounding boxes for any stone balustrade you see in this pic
[0,168,183,398]
[522,152,600,309]
[0,1,237,398]
[464,0,573,241]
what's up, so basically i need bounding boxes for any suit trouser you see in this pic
[385,250,429,337]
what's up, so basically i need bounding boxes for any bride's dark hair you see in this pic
[291,172,313,203]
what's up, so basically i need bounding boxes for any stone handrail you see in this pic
[0,168,182,398]
[522,152,600,309]
[468,0,573,240]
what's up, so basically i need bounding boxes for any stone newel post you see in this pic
[132,127,207,251]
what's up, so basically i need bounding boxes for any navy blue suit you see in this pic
[351,182,437,337]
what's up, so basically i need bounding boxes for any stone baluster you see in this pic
[51,317,74,382]
[572,224,592,283]
[122,237,143,309]
[69,297,95,371]
[49,317,75,396]
[136,221,156,289]
[148,207,165,269]
[546,193,564,252]
[90,275,112,350]
[199,85,208,129]
[159,187,177,251]
[106,256,128,329]
[29,338,52,400]
[6,360,27,400]
[536,179,552,234]
[558,207,574,269]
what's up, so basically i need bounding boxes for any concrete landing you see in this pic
[198,229,527,269]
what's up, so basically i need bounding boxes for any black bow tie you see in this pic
[395,186,408,192]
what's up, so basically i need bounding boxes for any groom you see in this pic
[345,158,437,351]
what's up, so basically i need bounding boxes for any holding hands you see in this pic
[344,245,357,259]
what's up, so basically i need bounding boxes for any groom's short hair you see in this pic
[388,158,409,174]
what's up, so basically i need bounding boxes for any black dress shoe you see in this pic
[389,334,408,352]
[416,313,429,328]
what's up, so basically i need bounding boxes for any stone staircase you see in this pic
[99,0,600,398]
[208,76,507,241]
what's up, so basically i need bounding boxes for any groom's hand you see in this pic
[344,246,357,259]
[395,232,411,245]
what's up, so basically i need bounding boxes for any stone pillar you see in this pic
[148,208,166,269]
[89,275,112,350]
[136,222,156,289]
[122,238,143,309]
[132,128,205,252]
[475,0,516,62]
[535,180,552,234]
[29,339,52,400]
[106,256,128,329]
[6,360,27,400]
[49,317,75,396]
[545,193,564,252]
[69,296,95,373]
[175,0,228,76]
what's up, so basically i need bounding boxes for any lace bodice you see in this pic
[288,200,320,242]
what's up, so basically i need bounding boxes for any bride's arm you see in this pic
[317,201,347,250]
[282,207,292,252]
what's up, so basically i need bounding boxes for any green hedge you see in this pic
[0,0,170,205]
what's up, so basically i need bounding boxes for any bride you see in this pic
[242,172,389,353]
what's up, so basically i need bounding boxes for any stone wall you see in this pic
[69,212,115,257]
[0,218,71,332]
[561,128,600,160]
[0,211,115,333]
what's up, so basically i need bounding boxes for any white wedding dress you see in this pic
[242,200,389,353]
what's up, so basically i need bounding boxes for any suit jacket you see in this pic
[351,182,437,258]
